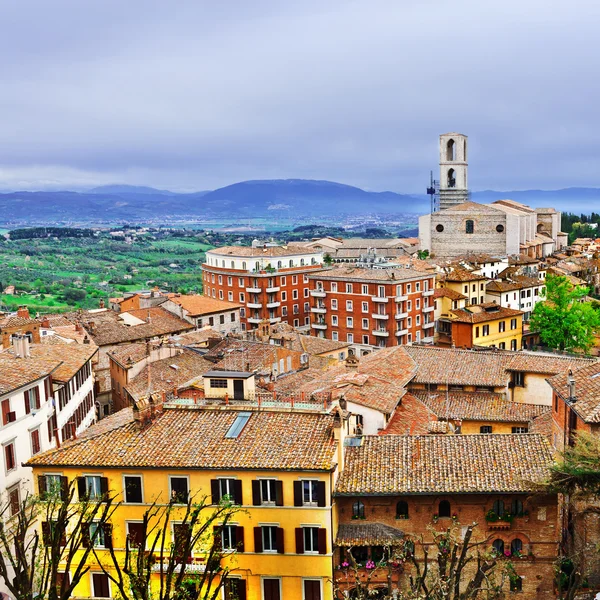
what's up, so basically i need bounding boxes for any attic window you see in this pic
[225,412,251,438]
[169,364,179,370]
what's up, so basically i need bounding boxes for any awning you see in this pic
[336,522,405,547]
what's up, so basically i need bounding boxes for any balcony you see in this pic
[269,316,282,323]
[311,306,327,314]
[372,313,389,320]
[395,295,408,302]
[266,286,280,293]
[311,289,327,298]
[395,311,408,320]
[248,317,263,324]
[396,328,409,336]
[423,321,435,329]
[372,296,389,303]
[312,322,328,330]
[246,302,262,309]
[372,329,390,337]
[423,306,435,313]
[423,289,435,297]
[246,287,261,294]
[266,301,281,309]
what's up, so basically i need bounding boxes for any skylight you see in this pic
[225,412,251,438]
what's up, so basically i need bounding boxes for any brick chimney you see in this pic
[41,317,50,328]
[17,306,30,320]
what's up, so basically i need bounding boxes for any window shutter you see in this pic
[293,481,302,506]
[24,390,31,414]
[213,526,222,551]
[77,477,87,501]
[253,527,262,553]
[252,480,261,505]
[276,527,284,554]
[318,528,327,554]
[38,475,47,499]
[237,580,247,600]
[100,477,109,497]
[41,521,51,546]
[211,479,220,505]
[103,524,113,549]
[34,386,40,409]
[275,481,284,506]
[233,479,243,505]
[60,477,69,502]
[236,526,245,552]
[295,528,304,554]
[81,522,91,548]
[316,481,326,507]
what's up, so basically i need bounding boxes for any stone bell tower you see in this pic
[439,133,469,211]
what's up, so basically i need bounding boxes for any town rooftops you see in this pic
[109,342,148,367]
[309,266,432,283]
[335,434,553,495]
[449,302,523,324]
[27,406,338,471]
[507,353,595,375]
[0,315,40,329]
[336,522,404,547]
[440,267,487,283]
[433,287,467,300]
[547,361,600,423]
[486,276,543,293]
[165,294,241,316]
[0,353,60,397]
[202,370,254,379]
[207,243,318,258]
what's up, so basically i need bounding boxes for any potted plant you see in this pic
[432,513,439,523]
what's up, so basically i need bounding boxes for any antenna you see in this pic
[427,170,440,213]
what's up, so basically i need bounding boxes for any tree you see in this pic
[323,253,333,267]
[417,250,429,260]
[530,274,600,353]
[0,481,116,600]
[93,493,242,600]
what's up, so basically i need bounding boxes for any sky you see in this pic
[0,0,599,193]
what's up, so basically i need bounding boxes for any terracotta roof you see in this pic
[547,361,600,423]
[507,353,595,375]
[284,347,417,414]
[402,346,512,387]
[449,303,523,324]
[335,434,553,495]
[207,243,317,257]
[309,267,432,283]
[27,407,338,471]
[412,391,549,423]
[5,343,97,383]
[382,393,434,435]
[336,522,404,546]
[0,316,40,329]
[0,354,60,396]
[166,295,241,316]
[294,335,351,356]
[441,267,487,283]
[433,288,466,300]
[486,276,542,293]
[109,343,148,367]
[171,329,224,346]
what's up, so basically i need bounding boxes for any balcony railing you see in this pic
[246,302,262,309]
[372,296,389,303]
[423,289,435,297]
[246,286,261,294]
[372,313,389,320]
[372,329,390,337]
[395,311,408,320]
[395,295,408,302]
[311,289,327,298]
[396,328,409,336]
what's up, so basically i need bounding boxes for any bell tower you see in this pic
[439,133,469,211]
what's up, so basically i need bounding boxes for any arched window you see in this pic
[352,500,365,519]
[463,139,467,161]
[447,168,456,188]
[403,540,415,556]
[492,499,505,517]
[492,539,505,555]
[446,139,456,161]
[346,546,368,563]
[511,538,523,555]
[438,500,451,518]
[231,261,235,269]
[465,220,474,234]
[277,261,282,269]
[222,260,225,268]
[255,262,260,271]
[311,258,317,265]
[289,260,294,268]
[511,498,524,516]
[300,258,305,266]
[242,261,246,270]
[396,500,409,519]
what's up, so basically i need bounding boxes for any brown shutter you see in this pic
[81,522,91,548]
[304,580,321,600]
[252,480,261,505]
[103,524,113,549]
[127,523,144,547]
[211,479,220,504]
[295,528,304,554]
[293,481,303,506]
[253,527,262,553]
[318,528,327,554]
[276,527,284,554]
[38,475,47,499]
[236,526,245,552]
[233,479,243,505]
[77,477,87,501]
[316,481,326,507]
[24,390,31,414]
[60,477,69,502]
[100,477,109,497]
[237,579,247,600]
[41,521,51,546]
[213,526,222,551]
[34,387,40,409]
[275,480,284,506]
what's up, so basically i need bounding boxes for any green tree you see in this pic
[530,275,600,353]
[323,253,333,266]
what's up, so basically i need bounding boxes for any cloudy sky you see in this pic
[0,0,598,193]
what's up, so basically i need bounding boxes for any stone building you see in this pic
[438,132,469,210]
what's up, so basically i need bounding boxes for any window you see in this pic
[436,223,444,232]
[224,579,246,600]
[482,325,489,336]
[346,317,353,328]
[331,331,338,341]
[346,283,353,293]
[292,275,298,284]
[480,425,493,434]
[260,479,277,504]
[510,576,523,592]
[332,315,338,326]
[169,477,189,503]
[362,335,369,344]
[24,387,40,413]
[239,278,245,286]
[293,290,298,300]
[362,302,368,313]
[281,291,287,301]
[8,485,20,516]
[512,498,524,516]
[220,315,225,324]
[438,500,451,518]
[475,326,480,338]
[262,578,281,600]
[29,428,41,455]
[465,220,474,234]
[221,524,238,550]
[92,573,111,598]
[78,475,106,501]
[261,526,279,552]
[219,478,237,500]
[362,284,369,295]
[331,299,338,310]
[280,276,286,286]
[126,522,145,547]
[210,379,228,388]
[378,285,385,298]
[303,527,319,553]
[511,538,523,555]
[499,321,505,332]
[492,499,505,516]
[346,300,353,311]
[511,339,517,351]
[492,538,504,555]
[124,475,143,503]
[218,275,223,284]
[282,307,287,316]
[416,298,420,309]
[407,300,412,311]
[362,318,369,329]
[396,500,409,519]
[352,500,365,519]
[513,372,525,387]
[331,282,337,292]
[304,288,309,298]
[347,333,354,343]
[510,318,517,330]
[2,399,14,425]
[228,292,233,301]
[303,580,322,600]
[89,521,109,548]
[228,276,233,286]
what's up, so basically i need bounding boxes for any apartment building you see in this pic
[203,243,323,331]
[307,267,435,350]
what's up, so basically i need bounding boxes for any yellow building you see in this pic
[437,267,488,306]
[28,389,346,600]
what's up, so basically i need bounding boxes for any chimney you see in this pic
[41,317,50,328]
[17,306,30,320]
[99,299,105,309]
[568,369,576,403]
[345,353,360,370]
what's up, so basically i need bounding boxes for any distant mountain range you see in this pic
[1,179,598,225]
